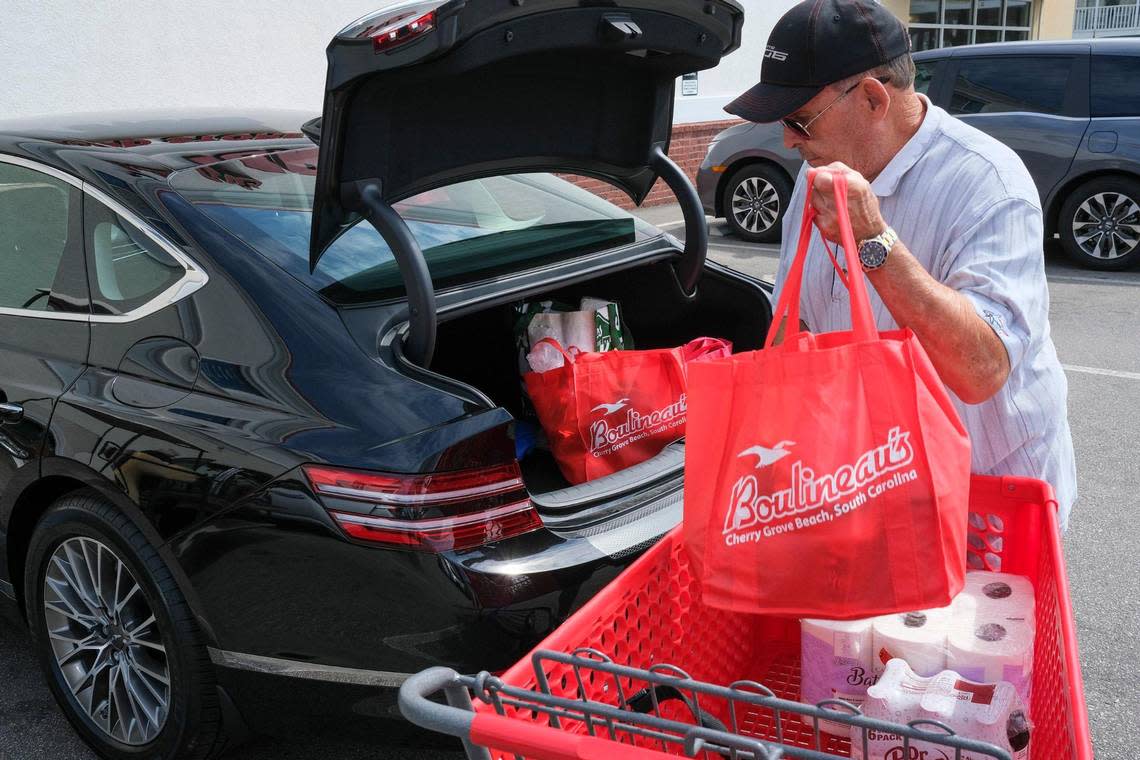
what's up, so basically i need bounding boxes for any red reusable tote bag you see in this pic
[525,337,730,485]
[683,170,971,619]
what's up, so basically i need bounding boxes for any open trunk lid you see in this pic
[309,1,744,371]
[310,0,744,267]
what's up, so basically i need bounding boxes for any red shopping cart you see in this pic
[400,475,1093,760]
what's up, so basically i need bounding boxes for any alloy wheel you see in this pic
[42,536,170,745]
[731,176,781,234]
[1073,191,1140,261]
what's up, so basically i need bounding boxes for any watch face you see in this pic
[860,241,888,269]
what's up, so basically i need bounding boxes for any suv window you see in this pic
[915,60,939,96]
[0,162,81,312]
[85,200,187,315]
[1091,55,1140,118]
[169,147,656,305]
[949,57,1073,116]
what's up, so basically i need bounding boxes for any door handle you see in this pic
[0,402,23,423]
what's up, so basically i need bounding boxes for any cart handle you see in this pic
[470,711,683,760]
[400,667,688,760]
[399,667,493,760]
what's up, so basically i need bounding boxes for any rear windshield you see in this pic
[168,147,656,305]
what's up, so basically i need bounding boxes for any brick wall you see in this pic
[562,118,745,210]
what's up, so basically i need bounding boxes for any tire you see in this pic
[1058,175,1140,270]
[23,492,229,760]
[721,164,793,244]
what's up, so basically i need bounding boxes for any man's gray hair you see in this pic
[838,52,916,91]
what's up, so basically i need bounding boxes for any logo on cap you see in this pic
[764,45,789,62]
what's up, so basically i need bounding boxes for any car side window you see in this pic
[85,200,186,315]
[914,60,939,97]
[949,57,1073,117]
[1091,56,1140,118]
[0,162,81,312]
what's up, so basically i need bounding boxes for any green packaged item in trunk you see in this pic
[581,297,631,352]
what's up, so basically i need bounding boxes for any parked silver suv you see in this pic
[698,38,1140,271]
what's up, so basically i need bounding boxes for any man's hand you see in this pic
[804,162,1012,404]
[810,162,887,243]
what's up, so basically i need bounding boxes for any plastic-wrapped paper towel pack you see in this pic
[852,659,1032,760]
[800,571,1036,738]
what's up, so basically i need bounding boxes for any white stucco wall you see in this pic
[674,0,800,123]
[0,0,790,125]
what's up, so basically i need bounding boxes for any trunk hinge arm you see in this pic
[650,146,707,298]
[346,180,437,368]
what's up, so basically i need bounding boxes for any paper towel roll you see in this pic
[527,311,597,357]
[946,620,1035,706]
[872,608,952,677]
[800,618,876,735]
[963,572,1035,627]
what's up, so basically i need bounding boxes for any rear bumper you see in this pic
[177,476,676,690]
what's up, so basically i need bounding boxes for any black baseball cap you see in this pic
[725,0,911,124]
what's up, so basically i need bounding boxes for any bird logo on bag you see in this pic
[737,441,795,468]
[591,398,630,416]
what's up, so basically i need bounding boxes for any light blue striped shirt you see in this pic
[774,98,1077,529]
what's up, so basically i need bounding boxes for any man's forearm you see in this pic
[866,241,1010,404]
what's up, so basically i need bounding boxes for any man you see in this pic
[725,0,1077,528]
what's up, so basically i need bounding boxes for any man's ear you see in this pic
[863,78,892,117]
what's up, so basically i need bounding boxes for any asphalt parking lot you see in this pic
[1,210,1136,759]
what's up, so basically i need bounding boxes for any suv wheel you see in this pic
[24,492,229,759]
[722,164,792,244]
[1059,176,1140,270]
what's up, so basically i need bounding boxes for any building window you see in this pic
[908,0,1034,51]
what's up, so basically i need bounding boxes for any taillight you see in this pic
[303,462,542,552]
[337,2,443,54]
[371,10,435,53]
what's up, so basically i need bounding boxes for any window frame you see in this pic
[909,0,1035,51]
[84,192,200,317]
[0,154,209,323]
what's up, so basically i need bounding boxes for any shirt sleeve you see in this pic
[938,197,1047,372]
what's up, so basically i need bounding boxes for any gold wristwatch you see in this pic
[857,227,898,271]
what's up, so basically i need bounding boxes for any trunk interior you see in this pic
[427,260,772,498]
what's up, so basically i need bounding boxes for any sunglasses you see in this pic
[781,76,891,140]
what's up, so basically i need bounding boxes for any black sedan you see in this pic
[0,1,772,758]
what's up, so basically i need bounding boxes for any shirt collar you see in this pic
[870,94,943,198]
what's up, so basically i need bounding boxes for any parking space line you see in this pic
[1062,364,1140,381]
[1047,274,1140,287]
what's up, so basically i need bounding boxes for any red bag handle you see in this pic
[764,169,878,348]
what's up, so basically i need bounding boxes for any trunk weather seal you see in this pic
[386,325,495,408]
[379,239,681,408]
